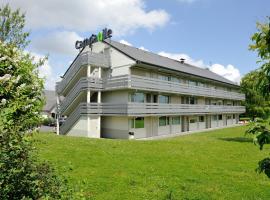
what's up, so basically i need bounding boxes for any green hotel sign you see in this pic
[75,28,112,50]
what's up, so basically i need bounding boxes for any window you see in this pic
[129,117,144,129]
[171,77,180,83]
[227,115,232,119]
[189,118,197,123]
[146,94,151,103]
[198,82,204,87]
[212,115,217,121]
[159,75,170,81]
[233,114,235,119]
[167,117,170,125]
[159,95,170,104]
[218,115,222,120]
[130,92,144,103]
[153,95,158,103]
[159,116,167,126]
[189,96,197,104]
[189,80,197,86]
[199,116,204,122]
[217,101,222,105]
[172,116,181,125]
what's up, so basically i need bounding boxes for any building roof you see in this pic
[104,39,238,87]
[42,90,56,112]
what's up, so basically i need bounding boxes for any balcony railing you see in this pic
[59,77,103,114]
[60,102,245,134]
[56,51,109,94]
[66,102,245,116]
[59,74,244,107]
[128,75,245,100]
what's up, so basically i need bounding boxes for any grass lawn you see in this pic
[34,126,270,200]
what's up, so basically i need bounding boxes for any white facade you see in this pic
[56,40,245,139]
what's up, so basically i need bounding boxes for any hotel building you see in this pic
[56,39,245,139]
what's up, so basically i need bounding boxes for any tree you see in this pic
[247,17,270,178]
[240,70,270,119]
[0,4,71,199]
[249,18,270,97]
[0,4,29,49]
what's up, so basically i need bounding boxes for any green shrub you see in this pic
[42,117,55,126]
[0,130,72,200]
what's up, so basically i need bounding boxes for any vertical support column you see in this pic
[87,65,91,137]
[96,67,102,138]
[56,94,60,136]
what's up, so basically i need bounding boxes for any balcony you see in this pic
[56,51,110,94]
[67,102,245,116]
[59,102,245,134]
[58,74,245,115]
[127,75,245,101]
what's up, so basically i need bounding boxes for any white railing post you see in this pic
[56,94,60,136]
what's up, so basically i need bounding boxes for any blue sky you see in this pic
[3,0,269,89]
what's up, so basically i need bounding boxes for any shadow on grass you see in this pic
[218,137,253,143]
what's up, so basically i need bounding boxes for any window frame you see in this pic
[172,116,181,125]
[129,117,145,129]
[199,116,205,122]
[130,92,145,103]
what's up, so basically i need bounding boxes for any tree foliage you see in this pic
[240,70,270,119]
[249,18,270,97]
[0,4,29,49]
[247,17,270,179]
[0,4,72,199]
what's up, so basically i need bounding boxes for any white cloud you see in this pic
[209,64,241,84]
[4,0,170,36]
[119,40,133,46]
[139,46,149,51]
[158,51,241,84]
[32,31,83,56]
[119,40,149,51]
[158,51,205,68]
[30,52,59,90]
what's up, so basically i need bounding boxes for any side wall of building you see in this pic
[67,115,100,137]
[101,116,129,139]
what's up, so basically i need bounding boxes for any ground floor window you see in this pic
[199,116,204,122]
[227,115,232,120]
[159,116,170,126]
[212,115,217,121]
[172,116,181,125]
[189,117,197,123]
[218,115,222,120]
[129,117,144,128]
[233,114,235,119]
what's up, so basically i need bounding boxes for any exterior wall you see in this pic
[189,116,198,131]
[101,116,129,139]
[227,114,233,125]
[211,115,218,128]
[218,119,223,127]
[197,97,205,105]
[158,124,170,136]
[109,47,135,76]
[198,121,206,130]
[171,123,181,134]
[102,90,129,103]
[67,115,99,137]
[171,96,181,104]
